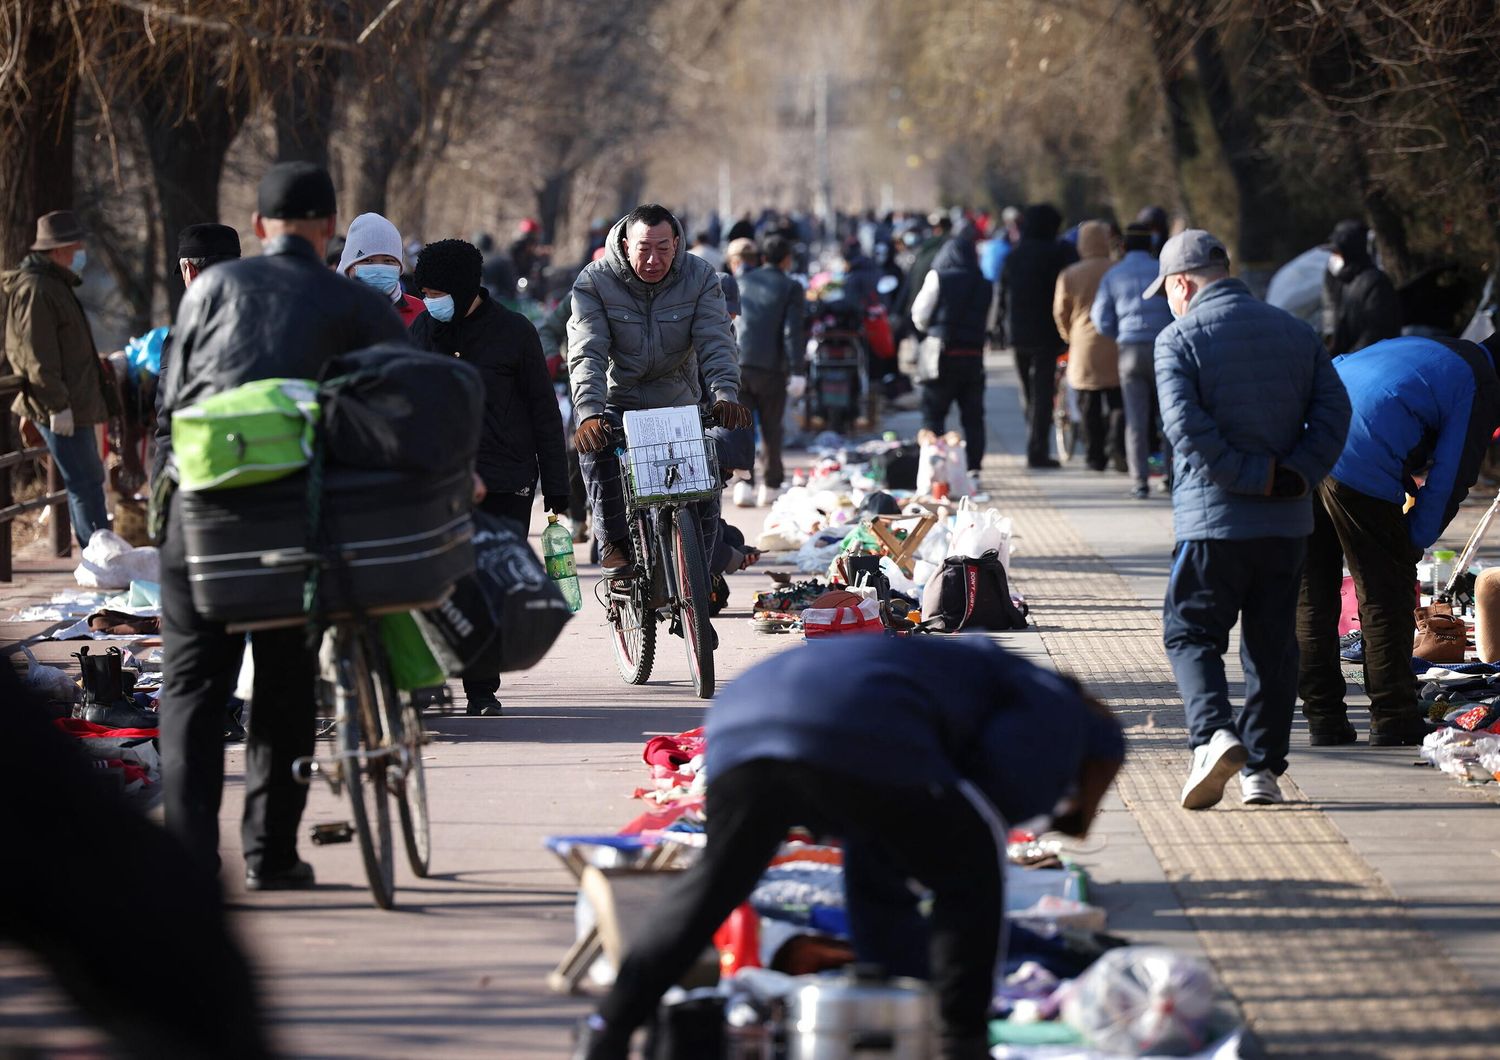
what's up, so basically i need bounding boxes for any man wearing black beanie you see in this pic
[409,239,570,717]
[157,161,407,893]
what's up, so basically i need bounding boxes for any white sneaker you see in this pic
[756,484,770,507]
[1239,770,1284,805]
[732,481,754,508]
[1180,728,1249,810]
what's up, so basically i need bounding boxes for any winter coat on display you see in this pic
[1156,278,1351,542]
[566,210,739,421]
[735,265,806,374]
[1054,221,1118,390]
[1090,249,1174,346]
[1331,335,1500,551]
[409,290,569,499]
[2,254,109,424]
[998,205,1078,351]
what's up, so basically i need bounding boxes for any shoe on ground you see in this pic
[1239,769,1284,805]
[465,694,503,717]
[1180,728,1249,810]
[1130,485,1150,500]
[1339,629,1364,662]
[967,469,983,492]
[756,483,772,507]
[83,701,161,730]
[1369,719,1428,746]
[732,481,755,508]
[1308,720,1358,746]
[1027,458,1061,470]
[223,709,247,743]
[245,858,315,892]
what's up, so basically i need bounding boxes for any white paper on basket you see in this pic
[622,406,711,497]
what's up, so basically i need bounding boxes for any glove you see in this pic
[49,408,74,437]
[471,473,488,504]
[1269,463,1308,499]
[712,399,753,431]
[574,415,614,454]
[544,494,569,515]
[786,375,807,400]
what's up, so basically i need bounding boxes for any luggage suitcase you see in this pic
[178,465,474,626]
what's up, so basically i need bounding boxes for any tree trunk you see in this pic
[274,43,345,167]
[0,8,78,267]
[537,170,575,247]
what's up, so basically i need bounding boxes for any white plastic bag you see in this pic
[20,645,78,704]
[75,530,160,590]
[1061,945,1216,1056]
[949,498,1013,567]
[915,435,972,499]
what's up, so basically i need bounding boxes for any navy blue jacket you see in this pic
[1332,335,1500,550]
[1091,250,1174,347]
[1155,278,1351,541]
[706,637,1125,827]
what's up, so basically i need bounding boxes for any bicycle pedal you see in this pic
[309,821,354,845]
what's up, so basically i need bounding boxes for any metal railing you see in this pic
[0,373,71,580]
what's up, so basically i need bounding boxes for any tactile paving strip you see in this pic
[982,458,1500,1057]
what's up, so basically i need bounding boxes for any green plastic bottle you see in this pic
[542,514,583,612]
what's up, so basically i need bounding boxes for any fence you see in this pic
[0,374,71,580]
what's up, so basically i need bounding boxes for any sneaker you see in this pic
[1239,770,1284,805]
[245,858,315,892]
[732,481,755,508]
[465,694,503,717]
[1130,485,1149,500]
[1180,728,1249,810]
[1339,629,1364,662]
[756,484,771,507]
[967,469,983,492]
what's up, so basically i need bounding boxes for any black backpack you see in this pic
[921,551,1029,632]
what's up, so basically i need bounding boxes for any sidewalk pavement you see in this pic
[4,355,1500,1056]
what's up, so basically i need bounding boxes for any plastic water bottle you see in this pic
[542,515,582,612]
[1432,549,1457,597]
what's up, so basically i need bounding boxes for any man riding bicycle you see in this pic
[566,203,751,577]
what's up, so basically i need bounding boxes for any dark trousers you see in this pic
[592,760,1002,1060]
[1296,478,1419,730]
[1163,537,1307,775]
[463,489,535,699]
[1119,342,1168,489]
[568,449,588,527]
[1012,346,1059,464]
[920,355,986,471]
[1077,387,1124,472]
[159,497,317,875]
[739,366,788,488]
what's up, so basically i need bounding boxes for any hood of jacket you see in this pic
[1,253,76,297]
[931,235,981,273]
[1021,204,1063,242]
[604,209,686,299]
[1076,220,1112,260]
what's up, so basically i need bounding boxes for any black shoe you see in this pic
[1308,721,1358,746]
[466,694,503,717]
[1027,458,1061,470]
[83,701,161,729]
[1130,485,1150,500]
[1369,721,1429,747]
[223,709,247,743]
[245,859,315,891]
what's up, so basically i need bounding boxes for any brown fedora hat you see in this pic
[31,210,87,252]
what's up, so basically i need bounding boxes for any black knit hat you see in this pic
[257,161,337,220]
[177,223,241,261]
[414,239,483,313]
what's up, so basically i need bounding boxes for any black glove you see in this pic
[1269,464,1308,499]
[544,494,569,515]
[712,399,753,431]
[573,415,613,453]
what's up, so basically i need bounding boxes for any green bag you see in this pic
[171,378,320,491]
[380,612,446,692]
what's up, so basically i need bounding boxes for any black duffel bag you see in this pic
[414,511,572,675]
[319,342,484,474]
[921,550,1029,632]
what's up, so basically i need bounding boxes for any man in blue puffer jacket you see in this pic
[1297,334,1500,748]
[1150,230,1350,810]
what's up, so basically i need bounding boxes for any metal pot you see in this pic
[785,965,936,1059]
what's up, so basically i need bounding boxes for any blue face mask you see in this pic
[424,293,455,323]
[354,263,402,297]
[69,249,87,275]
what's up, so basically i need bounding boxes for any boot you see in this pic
[74,646,160,729]
[1414,605,1467,663]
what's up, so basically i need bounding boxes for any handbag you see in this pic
[921,551,1029,632]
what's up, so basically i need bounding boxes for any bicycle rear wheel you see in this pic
[673,507,715,699]
[366,641,431,879]
[338,625,396,909]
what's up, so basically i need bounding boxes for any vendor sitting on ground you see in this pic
[574,636,1125,1060]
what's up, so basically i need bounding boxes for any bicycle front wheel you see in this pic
[337,625,397,909]
[609,517,656,685]
[673,507,715,699]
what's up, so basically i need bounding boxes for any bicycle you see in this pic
[599,409,720,699]
[1053,353,1081,464]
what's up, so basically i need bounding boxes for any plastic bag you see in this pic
[1061,945,1216,1056]
[795,527,852,573]
[915,434,972,500]
[949,498,1013,567]
[21,645,78,704]
[75,530,160,590]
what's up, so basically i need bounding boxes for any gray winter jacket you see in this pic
[566,211,739,421]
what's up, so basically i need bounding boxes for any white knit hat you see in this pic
[336,212,404,275]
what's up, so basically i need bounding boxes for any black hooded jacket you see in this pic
[996,205,1078,350]
[409,290,568,499]
[923,238,992,349]
[1323,254,1402,356]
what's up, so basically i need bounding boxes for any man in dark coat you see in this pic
[1321,219,1402,356]
[409,238,569,716]
[996,204,1078,468]
[734,235,806,495]
[157,162,406,891]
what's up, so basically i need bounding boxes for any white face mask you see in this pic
[1327,253,1345,277]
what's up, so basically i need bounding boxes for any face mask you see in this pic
[1327,253,1345,277]
[424,293,455,322]
[69,249,87,275]
[354,263,402,297]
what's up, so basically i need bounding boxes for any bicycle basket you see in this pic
[622,436,720,509]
